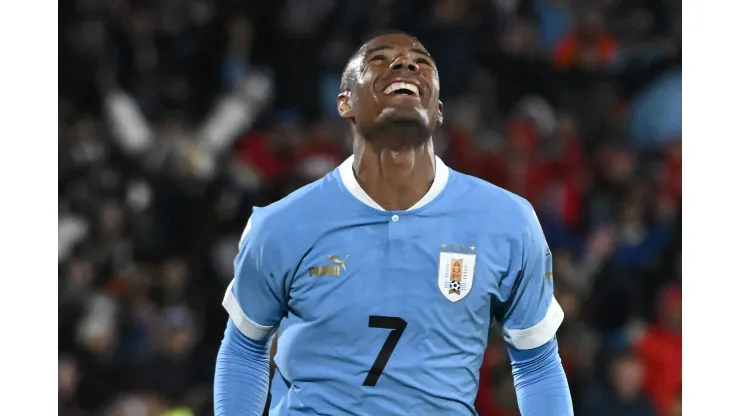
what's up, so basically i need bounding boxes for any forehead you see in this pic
[361,34,430,56]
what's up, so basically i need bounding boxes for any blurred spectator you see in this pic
[630,68,682,148]
[476,342,520,416]
[534,0,574,53]
[294,121,344,182]
[59,356,82,415]
[553,8,618,69]
[635,285,682,416]
[582,351,658,416]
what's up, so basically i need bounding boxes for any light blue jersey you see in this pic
[222,156,564,415]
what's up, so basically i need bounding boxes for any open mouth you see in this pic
[383,82,420,97]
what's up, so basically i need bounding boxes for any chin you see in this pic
[378,106,429,126]
[366,110,431,147]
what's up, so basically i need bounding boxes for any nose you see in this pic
[390,55,418,73]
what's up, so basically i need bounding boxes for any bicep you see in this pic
[222,217,287,341]
[496,210,564,351]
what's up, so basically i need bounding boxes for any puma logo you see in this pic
[328,254,350,271]
[308,254,350,277]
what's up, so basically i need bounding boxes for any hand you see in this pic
[239,71,274,103]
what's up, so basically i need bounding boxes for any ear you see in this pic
[436,100,444,126]
[337,92,354,119]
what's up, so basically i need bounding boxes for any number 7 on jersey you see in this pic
[363,316,408,387]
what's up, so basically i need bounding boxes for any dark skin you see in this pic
[338,34,444,211]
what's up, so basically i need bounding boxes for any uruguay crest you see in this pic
[437,249,476,302]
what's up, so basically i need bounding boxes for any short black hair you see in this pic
[339,30,422,92]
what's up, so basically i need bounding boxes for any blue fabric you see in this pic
[630,68,682,147]
[508,338,574,416]
[214,319,273,416]
[226,162,568,415]
[534,0,574,53]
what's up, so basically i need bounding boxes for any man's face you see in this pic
[338,34,443,143]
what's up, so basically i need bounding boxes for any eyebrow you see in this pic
[365,45,434,60]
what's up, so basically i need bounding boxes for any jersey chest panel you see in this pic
[279,214,510,385]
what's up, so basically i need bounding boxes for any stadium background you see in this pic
[58,0,682,415]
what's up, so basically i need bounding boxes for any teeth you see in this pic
[384,82,419,96]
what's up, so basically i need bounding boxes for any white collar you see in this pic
[338,155,450,211]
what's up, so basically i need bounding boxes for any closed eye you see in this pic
[370,55,387,63]
[415,57,432,66]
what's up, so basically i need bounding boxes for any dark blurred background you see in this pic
[58,0,681,415]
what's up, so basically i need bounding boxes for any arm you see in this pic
[495,206,573,416]
[214,214,288,416]
[196,72,273,159]
[104,89,153,155]
[508,339,571,416]
[214,320,274,415]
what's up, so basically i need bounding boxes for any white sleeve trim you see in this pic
[222,280,276,341]
[504,296,564,350]
[238,217,252,250]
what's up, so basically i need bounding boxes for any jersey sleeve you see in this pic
[496,207,564,351]
[222,212,288,341]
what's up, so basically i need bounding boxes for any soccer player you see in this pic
[214,31,573,416]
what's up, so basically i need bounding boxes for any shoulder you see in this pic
[239,172,342,251]
[448,170,540,236]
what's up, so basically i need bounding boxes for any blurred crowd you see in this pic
[58,0,681,415]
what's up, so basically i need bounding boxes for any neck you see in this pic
[352,137,436,211]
